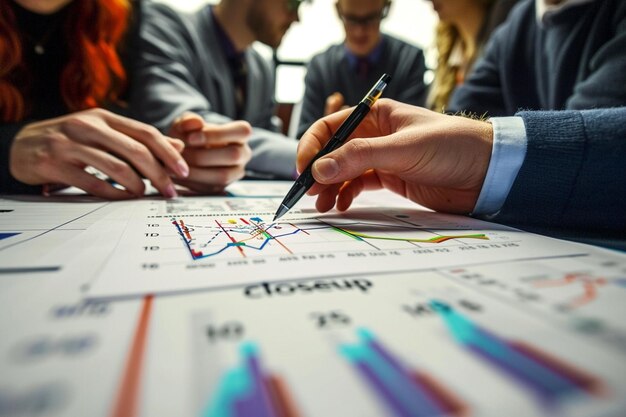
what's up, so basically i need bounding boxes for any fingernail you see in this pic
[165,183,178,198]
[188,131,204,145]
[314,158,339,180]
[176,159,189,178]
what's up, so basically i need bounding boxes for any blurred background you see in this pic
[154,0,437,104]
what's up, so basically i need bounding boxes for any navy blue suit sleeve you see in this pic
[494,107,626,232]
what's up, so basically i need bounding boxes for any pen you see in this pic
[273,73,391,221]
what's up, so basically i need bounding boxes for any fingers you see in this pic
[67,143,146,196]
[168,137,185,153]
[335,171,383,211]
[186,121,252,147]
[103,113,189,180]
[182,143,251,168]
[178,165,246,192]
[296,107,357,173]
[324,92,345,116]
[315,182,343,213]
[170,112,205,138]
[72,124,178,198]
[54,165,137,200]
[311,135,400,185]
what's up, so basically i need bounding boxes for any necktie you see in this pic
[357,57,370,80]
[231,55,248,119]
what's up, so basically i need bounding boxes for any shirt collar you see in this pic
[344,36,386,70]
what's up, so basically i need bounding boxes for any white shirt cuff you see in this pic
[473,116,527,216]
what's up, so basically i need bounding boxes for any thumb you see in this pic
[170,112,204,137]
[324,92,345,116]
[312,136,402,184]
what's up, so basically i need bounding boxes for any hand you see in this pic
[169,112,252,193]
[297,99,493,214]
[10,109,189,199]
[324,92,347,116]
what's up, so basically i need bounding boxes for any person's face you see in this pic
[428,0,482,24]
[12,0,73,14]
[337,0,389,57]
[246,0,301,49]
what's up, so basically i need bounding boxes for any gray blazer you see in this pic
[131,3,297,179]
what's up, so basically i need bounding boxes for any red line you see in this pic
[288,222,309,235]
[179,220,192,240]
[110,296,153,417]
[215,220,246,257]
[510,341,608,397]
[240,218,250,225]
[412,371,469,417]
[264,374,302,417]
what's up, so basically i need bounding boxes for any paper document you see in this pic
[86,196,590,299]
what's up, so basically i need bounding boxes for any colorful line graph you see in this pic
[339,229,487,244]
[340,328,467,417]
[431,301,605,404]
[204,342,300,417]
[172,217,490,261]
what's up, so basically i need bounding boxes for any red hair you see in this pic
[0,0,131,122]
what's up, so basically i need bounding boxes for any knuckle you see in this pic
[105,158,132,177]
[347,139,373,167]
[136,124,162,142]
[61,114,98,135]
[34,133,66,166]
[126,141,151,163]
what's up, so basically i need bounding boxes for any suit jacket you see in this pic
[131,3,297,179]
[297,35,427,138]
[449,0,626,116]
[494,107,626,234]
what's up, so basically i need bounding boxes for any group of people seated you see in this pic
[1,0,624,238]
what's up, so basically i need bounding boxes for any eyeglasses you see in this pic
[286,0,309,12]
[337,2,390,27]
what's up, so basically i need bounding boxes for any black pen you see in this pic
[273,73,391,221]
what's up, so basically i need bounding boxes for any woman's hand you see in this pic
[10,108,189,199]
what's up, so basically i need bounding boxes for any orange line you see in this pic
[412,371,469,417]
[110,295,153,417]
[510,341,608,397]
[264,374,302,417]
[179,220,192,240]
[568,282,597,309]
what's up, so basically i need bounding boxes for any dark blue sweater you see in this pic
[449,0,626,116]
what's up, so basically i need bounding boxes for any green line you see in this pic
[338,228,488,243]
[331,226,364,241]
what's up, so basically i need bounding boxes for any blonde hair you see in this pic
[430,0,496,112]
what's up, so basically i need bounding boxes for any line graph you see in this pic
[171,216,490,261]
[87,198,588,298]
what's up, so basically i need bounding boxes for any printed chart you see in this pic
[86,198,588,298]
[0,197,114,272]
[134,269,626,417]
